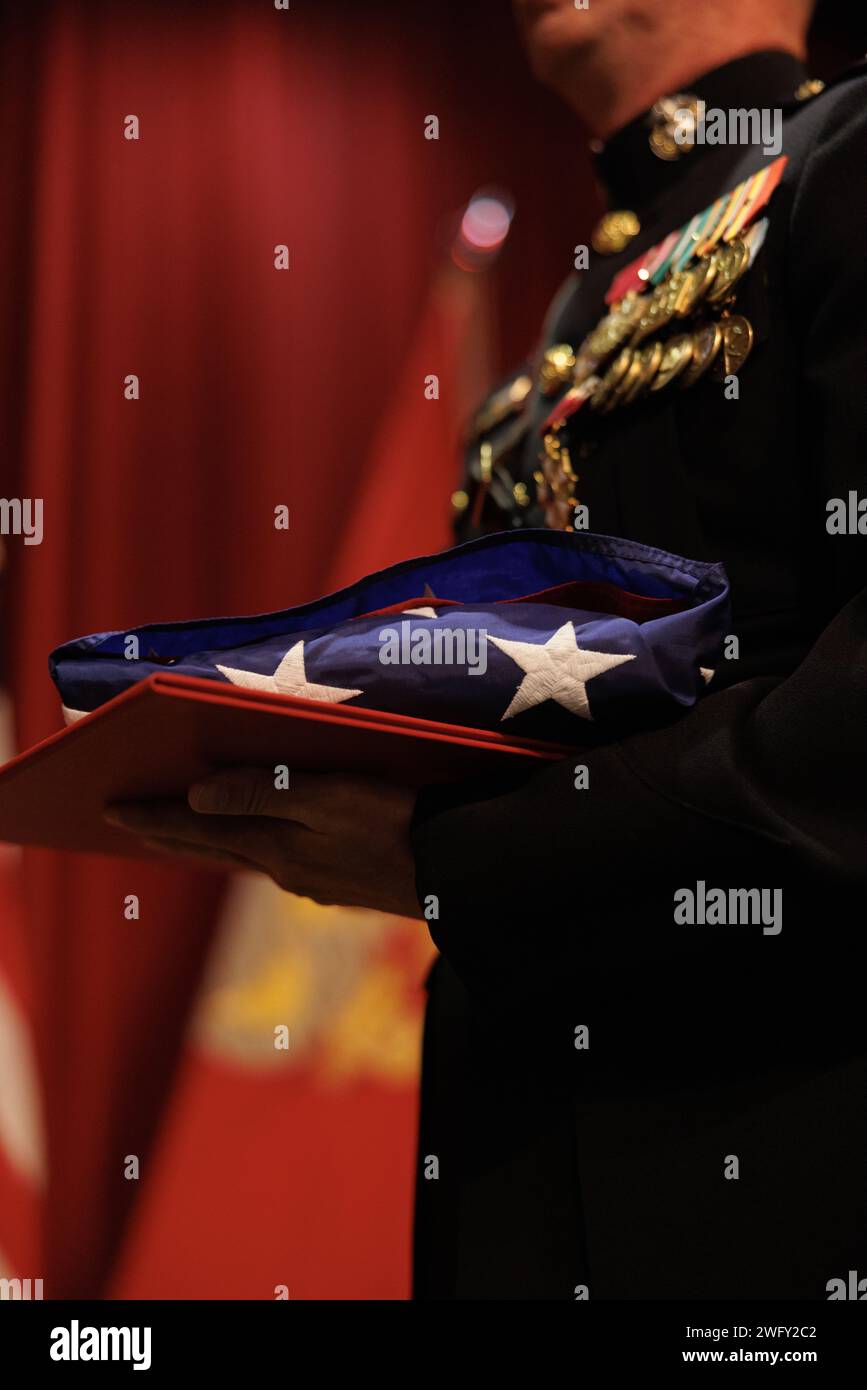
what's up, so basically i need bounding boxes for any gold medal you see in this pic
[538,344,576,396]
[711,314,754,378]
[575,292,644,379]
[591,209,641,256]
[649,334,694,391]
[630,279,677,346]
[680,321,723,388]
[629,300,659,348]
[472,373,533,435]
[591,291,644,353]
[706,239,750,304]
[590,347,633,410]
[601,349,646,412]
[536,432,580,531]
[673,255,717,317]
[621,340,665,404]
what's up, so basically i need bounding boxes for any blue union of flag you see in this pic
[50,530,729,744]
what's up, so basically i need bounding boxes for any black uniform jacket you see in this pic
[411,51,867,1300]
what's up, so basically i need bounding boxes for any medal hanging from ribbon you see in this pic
[534,154,787,530]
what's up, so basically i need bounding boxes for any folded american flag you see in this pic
[50,530,729,744]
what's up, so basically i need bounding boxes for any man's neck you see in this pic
[574,31,806,139]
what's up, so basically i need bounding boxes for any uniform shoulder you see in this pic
[785,58,867,274]
[780,57,867,177]
[814,55,867,94]
[783,57,867,124]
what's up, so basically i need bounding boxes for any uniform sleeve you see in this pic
[411,88,867,998]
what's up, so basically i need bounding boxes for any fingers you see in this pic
[103,775,419,914]
[139,836,259,871]
[105,797,271,857]
[187,767,303,821]
[186,767,394,828]
[104,795,314,889]
[140,824,343,904]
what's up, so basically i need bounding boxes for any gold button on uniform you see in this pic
[794,78,825,101]
[647,93,699,160]
[538,344,577,395]
[591,209,641,256]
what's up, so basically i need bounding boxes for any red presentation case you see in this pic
[0,673,574,857]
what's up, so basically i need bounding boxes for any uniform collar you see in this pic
[593,49,809,213]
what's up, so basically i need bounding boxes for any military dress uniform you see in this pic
[410,50,867,1299]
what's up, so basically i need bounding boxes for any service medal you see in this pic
[673,256,717,318]
[649,334,694,391]
[622,340,665,404]
[711,314,754,378]
[590,347,633,410]
[601,349,646,412]
[706,239,750,304]
[630,280,676,346]
[680,321,723,388]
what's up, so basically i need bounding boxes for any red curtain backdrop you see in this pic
[0,0,596,1298]
[106,262,494,1302]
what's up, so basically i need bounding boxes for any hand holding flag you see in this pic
[105,770,421,918]
[69,527,733,905]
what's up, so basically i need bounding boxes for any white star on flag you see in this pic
[489,621,636,721]
[216,641,362,704]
